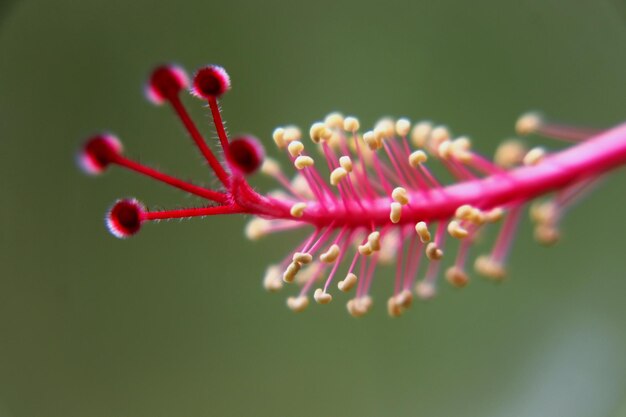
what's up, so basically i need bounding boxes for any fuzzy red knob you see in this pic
[229,135,265,175]
[106,199,145,238]
[192,65,231,99]
[79,134,123,175]
[146,65,189,105]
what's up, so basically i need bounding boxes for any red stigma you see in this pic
[79,135,123,175]
[106,199,144,238]
[192,65,231,99]
[229,136,265,175]
[146,65,189,105]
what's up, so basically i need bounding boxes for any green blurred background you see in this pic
[1,0,626,416]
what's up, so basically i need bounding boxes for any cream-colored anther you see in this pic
[530,201,558,225]
[292,252,312,264]
[455,204,475,221]
[314,288,333,304]
[282,261,302,283]
[391,187,410,205]
[358,243,373,256]
[290,202,307,218]
[387,297,402,317]
[411,121,433,148]
[245,218,270,240]
[347,298,369,318]
[375,118,395,139]
[448,220,469,239]
[294,155,314,170]
[324,112,344,129]
[534,224,560,246]
[287,140,304,157]
[363,131,380,151]
[263,265,283,292]
[516,112,543,136]
[438,140,453,159]
[474,256,506,280]
[485,207,504,223]
[395,118,411,137]
[287,295,309,312]
[408,150,428,167]
[451,137,472,162]
[320,244,340,263]
[429,126,450,152]
[415,281,436,300]
[367,231,381,251]
[426,242,443,260]
[283,126,302,143]
[291,175,313,199]
[494,139,526,168]
[415,221,431,243]
[377,231,398,265]
[343,116,360,132]
[327,131,341,149]
[309,122,331,143]
[389,202,402,224]
[445,266,469,288]
[338,273,357,292]
[272,127,286,148]
[260,158,280,176]
[523,147,546,166]
[330,167,348,186]
[339,156,353,172]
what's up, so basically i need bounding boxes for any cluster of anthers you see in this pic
[79,63,626,317]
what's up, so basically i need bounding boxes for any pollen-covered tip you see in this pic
[229,135,265,174]
[78,134,123,175]
[146,65,189,105]
[106,199,145,239]
[192,65,231,99]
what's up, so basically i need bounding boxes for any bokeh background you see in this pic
[1,0,626,416]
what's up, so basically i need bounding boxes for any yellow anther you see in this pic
[534,224,560,246]
[448,220,469,239]
[245,218,270,240]
[287,140,304,157]
[309,122,331,143]
[287,295,309,312]
[494,139,527,168]
[294,155,315,170]
[390,202,402,224]
[516,112,543,136]
[391,187,410,205]
[330,167,348,186]
[363,130,381,151]
[327,131,341,149]
[283,125,302,143]
[343,116,360,132]
[367,231,381,251]
[485,207,504,223]
[395,118,411,137]
[314,288,333,304]
[263,265,283,292]
[415,281,436,300]
[445,266,469,288]
[415,221,431,243]
[523,147,546,166]
[290,202,307,218]
[426,242,443,260]
[282,261,302,283]
[339,155,353,172]
[358,243,373,256]
[411,121,433,148]
[455,204,475,220]
[272,127,286,148]
[408,150,428,167]
[338,273,357,292]
[474,256,506,281]
[324,112,344,129]
[292,252,313,264]
[320,244,340,263]
[260,157,280,176]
